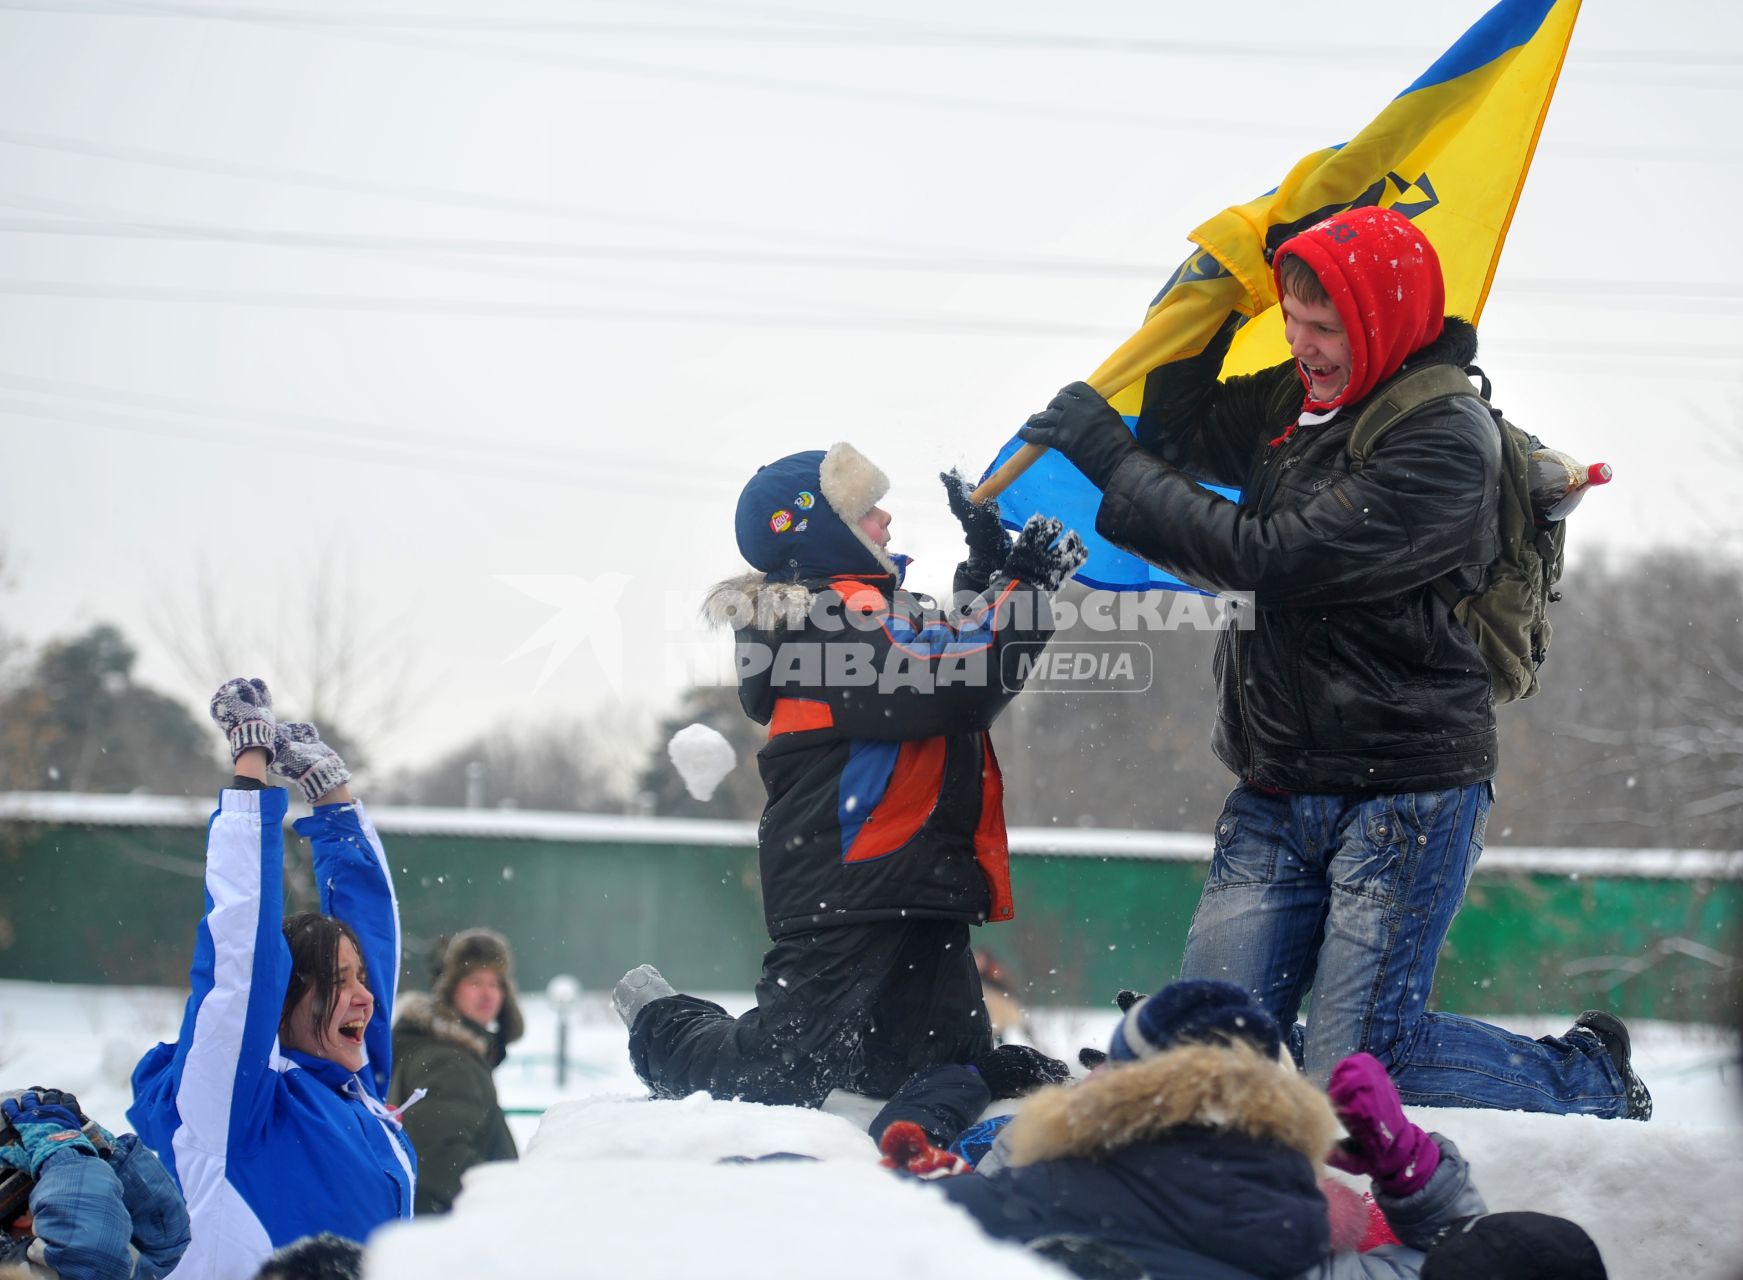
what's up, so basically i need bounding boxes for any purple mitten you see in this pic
[209,678,275,763]
[1325,1052,1440,1197]
[270,722,351,804]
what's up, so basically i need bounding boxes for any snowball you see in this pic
[667,723,737,801]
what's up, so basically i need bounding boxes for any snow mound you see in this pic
[366,1098,1063,1280]
[1412,1105,1743,1277]
[666,723,737,801]
[364,1093,1743,1280]
[524,1091,879,1164]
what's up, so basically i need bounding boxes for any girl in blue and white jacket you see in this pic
[129,679,415,1279]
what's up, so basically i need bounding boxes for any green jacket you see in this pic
[388,992,518,1214]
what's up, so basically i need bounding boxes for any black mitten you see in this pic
[941,469,1010,579]
[1017,381,1138,489]
[974,1043,1072,1100]
[1002,515,1088,592]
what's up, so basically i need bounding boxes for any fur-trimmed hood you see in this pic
[701,572,820,631]
[1004,1042,1339,1169]
[392,991,504,1066]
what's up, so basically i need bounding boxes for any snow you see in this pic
[3,792,1740,878]
[3,980,1739,1280]
[665,723,738,802]
[370,1112,1063,1280]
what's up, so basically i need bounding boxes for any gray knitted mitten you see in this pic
[209,678,276,763]
[271,722,352,804]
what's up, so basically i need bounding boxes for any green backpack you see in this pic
[1346,363,1566,703]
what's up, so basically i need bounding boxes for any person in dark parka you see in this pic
[388,929,523,1214]
[924,981,1490,1280]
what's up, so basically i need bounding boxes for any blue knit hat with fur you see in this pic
[1107,979,1282,1062]
[733,443,898,582]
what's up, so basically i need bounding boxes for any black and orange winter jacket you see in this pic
[705,564,1055,940]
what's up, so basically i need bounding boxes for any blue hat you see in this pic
[734,443,898,582]
[1107,979,1282,1063]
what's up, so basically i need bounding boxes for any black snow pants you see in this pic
[626,919,995,1107]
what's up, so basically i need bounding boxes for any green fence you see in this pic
[2,795,1738,1023]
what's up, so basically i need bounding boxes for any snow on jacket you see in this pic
[388,992,517,1214]
[1098,316,1501,793]
[0,1134,191,1280]
[939,1042,1486,1279]
[706,561,1055,939]
[127,788,415,1279]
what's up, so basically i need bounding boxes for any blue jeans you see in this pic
[1178,782,1629,1116]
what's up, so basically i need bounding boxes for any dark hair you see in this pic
[280,913,368,1053]
[253,1233,363,1280]
[1277,253,1330,306]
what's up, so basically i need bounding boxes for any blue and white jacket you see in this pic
[128,788,415,1279]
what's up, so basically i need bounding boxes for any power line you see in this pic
[0,389,740,496]
[0,214,1158,279]
[0,278,1132,338]
[6,213,1743,310]
[4,1,1736,83]
[0,190,881,317]
[26,0,1713,157]
[0,370,738,480]
[2,280,1740,385]
[0,129,914,256]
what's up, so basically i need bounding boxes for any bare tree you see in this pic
[380,710,644,813]
[148,552,428,767]
[1499,548,1743,849]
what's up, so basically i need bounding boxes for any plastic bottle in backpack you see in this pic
[1528,446,1612,522]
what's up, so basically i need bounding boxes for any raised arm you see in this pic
[794,515,1085,741]
[146,680,309,1156]
[280,722,401,1099]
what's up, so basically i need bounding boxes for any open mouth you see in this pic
[338,1020,367,1045]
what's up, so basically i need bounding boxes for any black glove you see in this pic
[941,469,1010,578]
[1017,381,1137,489]
[1077,990,1144,1070]
[974,1044,1073,1100]
[1002,515,1087,592]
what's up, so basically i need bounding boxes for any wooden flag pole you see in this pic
[969,441,1047,505]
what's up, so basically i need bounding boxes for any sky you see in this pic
[2,0,1741,775]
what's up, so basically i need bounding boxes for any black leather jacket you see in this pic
[1095,317,1500,792]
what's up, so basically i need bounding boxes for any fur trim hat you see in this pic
[431,928,524,1045]
[1108,979,1282,1063]
[732,443,897,581]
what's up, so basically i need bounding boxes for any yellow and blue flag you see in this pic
[985,0,1581,592]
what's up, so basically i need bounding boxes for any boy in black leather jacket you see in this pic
[1018,205,1647,1120]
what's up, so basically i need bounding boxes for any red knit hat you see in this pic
[1272,206,1446,412]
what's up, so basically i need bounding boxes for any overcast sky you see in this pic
[2,0,1741,776]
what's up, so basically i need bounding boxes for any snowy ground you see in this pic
[3,979,1740,1279]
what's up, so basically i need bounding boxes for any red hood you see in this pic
[1272,206,1445,412]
